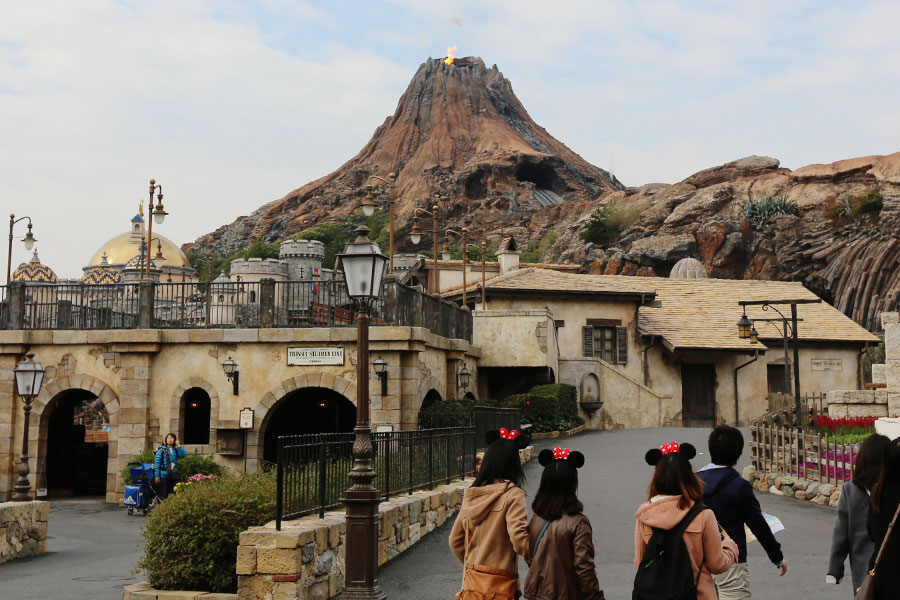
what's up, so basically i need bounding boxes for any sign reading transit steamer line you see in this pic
[287,347,345,366]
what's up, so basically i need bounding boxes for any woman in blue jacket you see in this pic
[153,432,187,500]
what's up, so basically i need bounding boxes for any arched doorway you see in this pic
[417,389,443,428]
[262,387,356,464]
[45,389,109,496]
[181,387,211,445]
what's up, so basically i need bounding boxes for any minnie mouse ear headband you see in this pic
[538,446,585,468]
[485,428,529,449]
[645,441,696,466]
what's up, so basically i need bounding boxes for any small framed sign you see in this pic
[811,359,842,372]
[287,346,345,366]
[239,408,255,429]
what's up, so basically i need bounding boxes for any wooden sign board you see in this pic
[287,347,345,366]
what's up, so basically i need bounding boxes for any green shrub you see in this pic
[136,471,276,593]
[507,383,583,433]
[521,232,559,263]
[581,199,649,247]
[419,396,478,428]
[176,455,224,480]
[828,189,883,222]
[740,195,799,226]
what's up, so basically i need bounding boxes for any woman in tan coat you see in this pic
[450,428,530,600]
[634,441,738,600]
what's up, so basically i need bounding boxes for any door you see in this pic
[767,364,788,394]
[681,364,716,428]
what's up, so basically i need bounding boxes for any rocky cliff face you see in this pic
[555,153,900,331]
[189,56,622,256]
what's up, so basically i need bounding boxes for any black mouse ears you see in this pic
[538,446,585,468]
[645,441,696,466]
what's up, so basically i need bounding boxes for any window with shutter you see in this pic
[582,326,594,357]
[615,326,628,364]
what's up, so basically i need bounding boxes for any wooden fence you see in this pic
[764,392,827,428]
[749,422,857,484]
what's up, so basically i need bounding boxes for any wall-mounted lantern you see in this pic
[736,312,753,339]
[373,356,388,395]
[457,363,471,390]
[221,356,239,395]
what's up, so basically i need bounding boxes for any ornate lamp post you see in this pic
[443,227,482,308]
[362,173,396,275]
[7,215,37,285]
[736,298,822,430]
[144,179,168,279]
[336,226,387,600]
[12,352,45,501]
[409,204,440,294]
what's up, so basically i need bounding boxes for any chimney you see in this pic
[496,237,520,273]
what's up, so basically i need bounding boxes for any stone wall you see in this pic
[826,389,889,418]
[0,500,49,563]
[743,466,844,507]
[235,479,469,600]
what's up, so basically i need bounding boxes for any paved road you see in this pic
[381,428,852,600]
[0,497,144,600]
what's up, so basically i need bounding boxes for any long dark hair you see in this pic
[473,440,525,488]
[871,437,900,513]
[648,454,703,510]
[852,434,890,490]
[532,460,582,519]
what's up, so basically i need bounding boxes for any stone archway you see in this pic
[31,374,121,502]
[245,372,356,472]
[169,378,221,453]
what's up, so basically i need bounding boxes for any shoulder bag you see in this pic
[854,500,900,600]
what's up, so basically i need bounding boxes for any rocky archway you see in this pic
[169,378,221,453]
[246,372,356,472]
[31,374,121,502]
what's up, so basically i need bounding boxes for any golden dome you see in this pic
[12,250,59,283]
[88,231,190,269]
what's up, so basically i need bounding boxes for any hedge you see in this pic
[136,471,276,593]
[418,383,583,434]
[122,451,223,485]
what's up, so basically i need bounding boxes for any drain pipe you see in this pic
[733,350,759,426]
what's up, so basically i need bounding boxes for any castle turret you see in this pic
[279,239,326,280]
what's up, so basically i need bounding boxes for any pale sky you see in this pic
[2,0,899,277]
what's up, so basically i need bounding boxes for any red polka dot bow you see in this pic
[499,428,519,440]
[553,446,571,460]
[660,441,680,455]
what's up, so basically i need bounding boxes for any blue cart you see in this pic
[123,462,158,515]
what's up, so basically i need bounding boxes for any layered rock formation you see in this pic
[557,153,900,331]
[189,56,622,256]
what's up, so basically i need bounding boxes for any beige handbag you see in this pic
[854,500,900,600]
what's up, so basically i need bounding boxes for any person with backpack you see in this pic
[450,428,530,600]
[153,432,187,500]
[524,446,604,600]
[826,433,890,593]
[697,425,787,599]
[634,441,737,600]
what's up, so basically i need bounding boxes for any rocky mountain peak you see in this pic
[189,57,623,256]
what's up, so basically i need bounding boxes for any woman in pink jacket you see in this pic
[634,441,738,600]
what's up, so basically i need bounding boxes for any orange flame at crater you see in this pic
[444,46,458,65]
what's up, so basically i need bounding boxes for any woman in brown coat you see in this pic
[524,446,604,600]
[634,441,738,600]
[450,429,531,600]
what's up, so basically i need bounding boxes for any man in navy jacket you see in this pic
[697,425,787,599]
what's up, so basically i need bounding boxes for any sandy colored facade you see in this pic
[0,327,478,503]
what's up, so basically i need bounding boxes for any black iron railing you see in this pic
[275,426,476,529]
[0,279,472,341]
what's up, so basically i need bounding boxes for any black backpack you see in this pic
[633,502,707,600]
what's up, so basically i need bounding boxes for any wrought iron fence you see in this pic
[0,279,471,341]
[275,426,476,529]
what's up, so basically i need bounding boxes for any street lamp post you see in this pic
[336,225,387,600]
[12,352,45,501]
[362,173,396,275]
[443,227,474,308]
[737,299,822,429]
[7,215,37,285]
[144,179,168,279]
[410,204,440,294]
